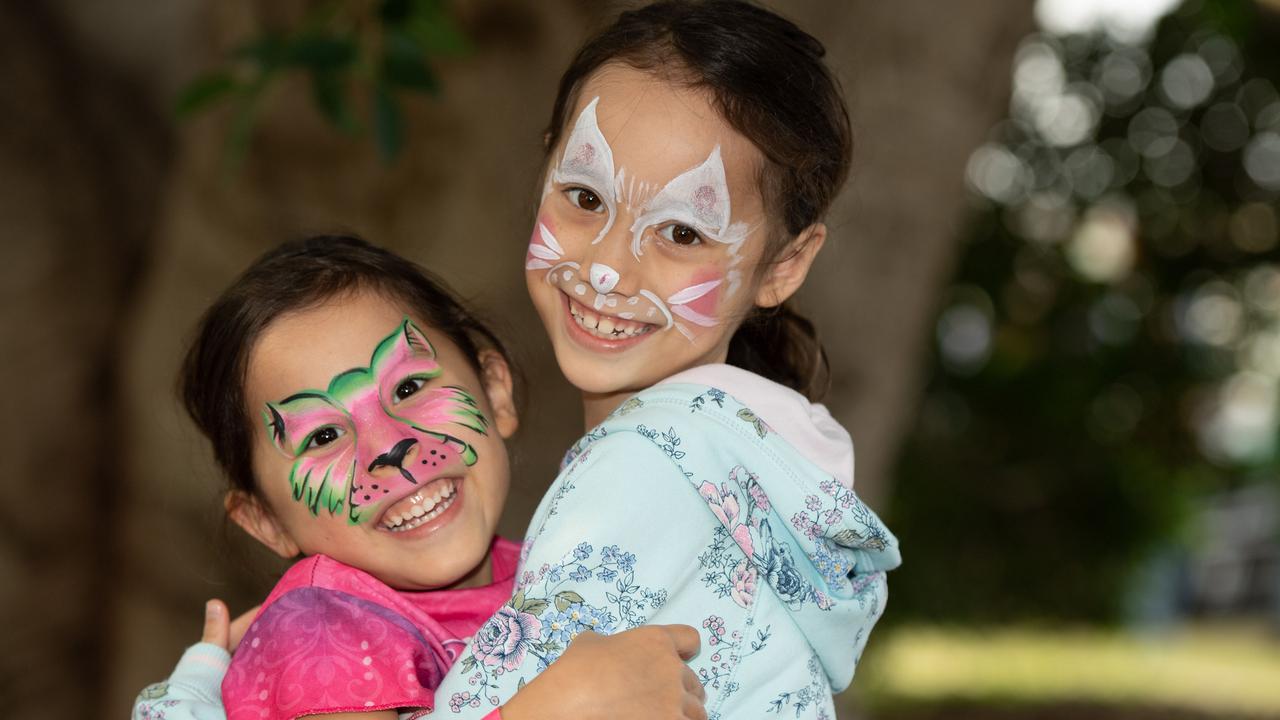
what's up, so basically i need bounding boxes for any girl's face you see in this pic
[525,65,774,397]
[236,291,516,591]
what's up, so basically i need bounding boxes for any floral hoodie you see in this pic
[440,367,901,719]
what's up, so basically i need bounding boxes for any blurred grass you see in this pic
[857,623,1280,718]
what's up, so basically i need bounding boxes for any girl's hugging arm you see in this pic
[432,428,723,718]
[133,642,233,720]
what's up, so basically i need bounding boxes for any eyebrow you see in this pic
[276,390,343,410]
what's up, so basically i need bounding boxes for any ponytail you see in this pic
[726,300,830,401]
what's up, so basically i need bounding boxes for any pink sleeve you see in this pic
[483,709,503,720]
[223,587,447,720]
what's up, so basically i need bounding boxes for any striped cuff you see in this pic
[169,642,231,703]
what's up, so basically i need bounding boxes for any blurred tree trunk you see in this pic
[0,2,172,717]
[792,0,1035,512]
[0,0,1030,715]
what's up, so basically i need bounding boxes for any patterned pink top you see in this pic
[222,537,518,720]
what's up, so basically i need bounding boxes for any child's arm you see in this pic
[132,602,245,720]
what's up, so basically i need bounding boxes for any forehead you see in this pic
[566,64,762,193]
[246,292,458,403]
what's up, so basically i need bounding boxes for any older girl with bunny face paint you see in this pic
[526,64,822,427]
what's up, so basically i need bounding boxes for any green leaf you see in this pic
[380,0,413,24]
[234,33,287,69]
[174,71,237,118]
[405,1,471,56]
[517,677,526,691]
[284,33,356,71]
[311,71,358,133]
[522,599,550,616]
[372,82,403,162]
[460,655,476,672]
[554,591,585,612]
[383,32,439,94]
[510,589,526,612]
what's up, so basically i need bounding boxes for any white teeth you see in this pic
[568,298,654,340]
[379,480,458,531]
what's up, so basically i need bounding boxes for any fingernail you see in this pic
[205,600,220,618]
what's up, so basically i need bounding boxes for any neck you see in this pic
[582,389,632,431]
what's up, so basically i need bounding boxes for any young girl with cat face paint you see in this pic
[137,2,899,719]
[442,2,899,718]
[133,236,706,720]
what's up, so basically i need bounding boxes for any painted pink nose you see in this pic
[589,262,619,294]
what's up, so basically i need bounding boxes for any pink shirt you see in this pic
[223,537,518,720]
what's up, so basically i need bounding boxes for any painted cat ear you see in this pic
[400,317,437,358]
[554,96,615,189]
[263,404,288,451]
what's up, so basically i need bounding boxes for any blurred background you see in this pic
[2,0,1278,717]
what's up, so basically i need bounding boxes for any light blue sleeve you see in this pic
[433,429,722,717]
[132,643,230,720]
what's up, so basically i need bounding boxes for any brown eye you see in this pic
[394,378,425,402]
[305,426,344,450]
[568,188,604,213]
[660,224,703,246]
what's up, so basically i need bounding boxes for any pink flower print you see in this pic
[700,481,755,557]
[701,615,727,645]
[749,483,771,512]
[730,559,758,608]
[819,479,837,496]
[472,605,542,671]
[822,509,843,526]
[699,481,740,527]
[805,495,822,512]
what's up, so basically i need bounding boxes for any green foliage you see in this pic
[889,0,1280,624]
[174,0,469,166]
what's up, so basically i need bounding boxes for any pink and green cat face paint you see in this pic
[263,317,487,525]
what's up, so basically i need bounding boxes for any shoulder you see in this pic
[225,581,442,719]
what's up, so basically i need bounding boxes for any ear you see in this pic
[477,349,519,439]
[754,223,827,309]
[226,490,300,559]
[401,316,438,358]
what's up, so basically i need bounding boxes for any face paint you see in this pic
[263,318,488,525]
[550,97,617,246]
[539,98,757,344]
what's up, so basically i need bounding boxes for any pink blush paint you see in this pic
[525,215,564,271]
[667,270,724,328]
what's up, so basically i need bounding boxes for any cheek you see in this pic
[666,268,725,329]
[525,213,564,271]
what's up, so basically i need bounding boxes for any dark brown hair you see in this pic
[545,0,851,399]
[180,235,516,498]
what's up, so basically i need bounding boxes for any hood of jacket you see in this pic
[648,365,901,691]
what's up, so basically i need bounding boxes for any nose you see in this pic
[588,263,619,293]
[368,438,418,474]
[582,212,639,294]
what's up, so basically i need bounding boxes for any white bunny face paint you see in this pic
[525,65,772,398]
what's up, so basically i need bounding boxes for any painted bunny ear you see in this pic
[400,317,437,358]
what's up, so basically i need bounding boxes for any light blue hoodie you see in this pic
[442,368,900,719]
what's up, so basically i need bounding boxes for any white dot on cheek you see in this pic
[574,284,587,296]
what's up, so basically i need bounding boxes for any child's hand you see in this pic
[200,599,261,653]
[502,624,706,720]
